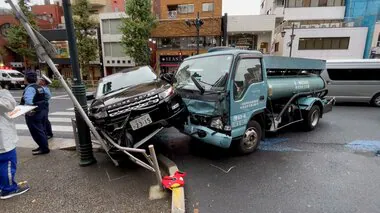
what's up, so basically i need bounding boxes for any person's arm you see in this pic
[23,87,36,105]
[0,89,17,113]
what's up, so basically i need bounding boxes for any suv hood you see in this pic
[93,80,169,107]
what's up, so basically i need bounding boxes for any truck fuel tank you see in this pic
[267,75,326,100]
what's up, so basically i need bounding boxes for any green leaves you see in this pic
[72,0,98,76]
[6,0,38,65]
[121,0,157,66]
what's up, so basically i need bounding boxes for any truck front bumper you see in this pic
[323,97,336,114]
[183,123,232,149]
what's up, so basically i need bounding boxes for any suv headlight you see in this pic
[89,108,108,119]
[159,87,174,99]
[210,117,223,130]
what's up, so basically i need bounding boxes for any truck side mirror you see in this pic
[160,72,175,85]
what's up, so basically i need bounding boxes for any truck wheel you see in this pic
[236,120,262,155]
[303,105,320,131]
[371,93,380,107]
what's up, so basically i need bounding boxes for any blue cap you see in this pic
[25,71,37,83]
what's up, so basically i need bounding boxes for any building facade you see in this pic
[151,0,224,73]
[263,0,370,60]
[226,15,275,54]
[99,12,135,76]
[345,0,380,58]
[371,22,380,58]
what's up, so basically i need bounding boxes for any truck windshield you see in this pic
[96,66,157,98]
[175,54,233,91]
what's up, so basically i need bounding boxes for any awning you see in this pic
[160,63,180,67]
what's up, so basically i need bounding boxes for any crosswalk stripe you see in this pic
[16,124,73,132]
[50,111,75,116]
[48,117,72,123]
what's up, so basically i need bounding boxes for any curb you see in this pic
[158,154,186,213]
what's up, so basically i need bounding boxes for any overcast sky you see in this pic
[0,0,261,15]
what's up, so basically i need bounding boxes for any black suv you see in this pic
[88,66,188,150]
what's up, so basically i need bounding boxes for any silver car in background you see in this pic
[321,59,380,107]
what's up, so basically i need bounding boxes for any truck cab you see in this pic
[174,49,334,154]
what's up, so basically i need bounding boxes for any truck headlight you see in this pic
[159,87,174,99]
[210,117,223,130]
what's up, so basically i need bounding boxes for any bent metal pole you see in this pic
[6,0,118,166]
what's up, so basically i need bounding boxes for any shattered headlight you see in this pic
[210,117,223,130]
[89,107,108,119]
[159,87,174,99]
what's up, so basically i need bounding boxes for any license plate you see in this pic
[129,114,152,130]
[21,85,25,88]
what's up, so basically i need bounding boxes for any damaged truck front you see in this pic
[88,66,188,159]
[173,50,335,154]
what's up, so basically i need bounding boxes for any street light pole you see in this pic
[196,12,200,55]
[289,23,295,57]
[62,0,96,166]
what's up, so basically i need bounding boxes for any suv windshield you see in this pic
[175,54,233,91]
[8,72,24,78]
[96,66,157,98]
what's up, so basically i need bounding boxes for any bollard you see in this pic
[149,145,163,189]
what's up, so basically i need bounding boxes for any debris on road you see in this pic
[210,164,236,174]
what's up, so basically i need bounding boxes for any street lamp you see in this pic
[185,12,204,54]
[281,23,296,57]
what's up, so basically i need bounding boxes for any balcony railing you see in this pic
[168,11,177,19]
[274,18,364,34]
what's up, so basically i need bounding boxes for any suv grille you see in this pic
[107,94,159,118]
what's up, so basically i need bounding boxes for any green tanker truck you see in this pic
[170,49,335,154]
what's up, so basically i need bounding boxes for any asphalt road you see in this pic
[9,88,380,213]
[155,104,380,213]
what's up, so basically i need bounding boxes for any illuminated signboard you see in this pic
[51,41,70,58]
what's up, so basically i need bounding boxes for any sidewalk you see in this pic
[0,147,170,213]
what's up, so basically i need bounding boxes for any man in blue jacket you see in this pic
[0,86,30,199]
[21,72,49,155]
[38,74,53,139]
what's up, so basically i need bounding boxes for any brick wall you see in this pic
[151,17,222,37]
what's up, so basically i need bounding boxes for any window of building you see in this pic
[318,0,327,6]
[101,20,110,34]
[102,19,122,35]
[274,42,279,52]
[110,19,122,34]
[295,0,303,7]
[303,0,311,7]
[327,69,380,81]
[298,37,350,50]
[178,4,194,14]
[104,42,125,57]
[288,0,296,7]
[234,59,263,100]
[202,3,214,12]
[286,0,343,7]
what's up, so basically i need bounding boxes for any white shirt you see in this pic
[0,89,18,153]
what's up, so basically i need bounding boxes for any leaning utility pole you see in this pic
[62,0,96,166]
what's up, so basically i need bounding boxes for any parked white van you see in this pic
[0,68,25,89]
[322,59,380,107]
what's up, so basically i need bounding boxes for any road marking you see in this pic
[51,94,69,99]
[48,117,72,123]
[16,124,73,132]
[67,107,74,111]
[50,111,75,116]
